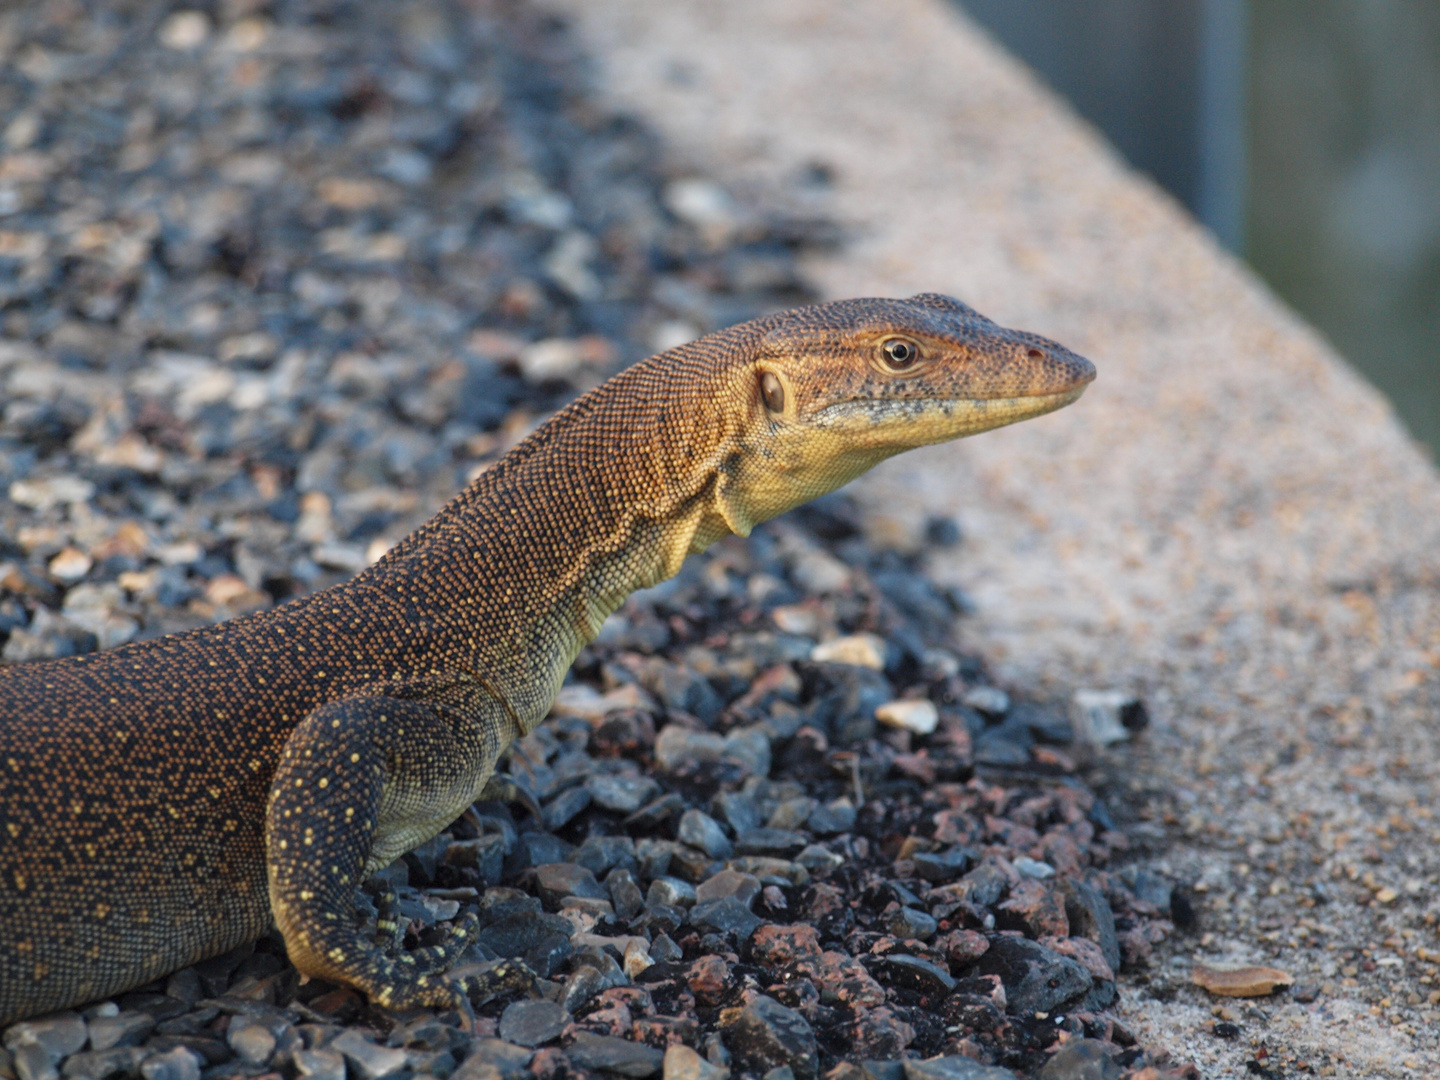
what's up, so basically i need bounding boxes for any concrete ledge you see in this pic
[544,0,1440,1074]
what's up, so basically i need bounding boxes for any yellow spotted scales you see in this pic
[0,295,1094,1022]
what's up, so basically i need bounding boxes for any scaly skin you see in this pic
[0,294,1094,1021]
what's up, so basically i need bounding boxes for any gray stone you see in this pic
[696,869,762,908]
[733,829,807,858]
[689,897,762,941]
[455,1040,533,1080]
[722,727,771,778]
[721,996,817,1080]
[805,798,856,835]
[565,1033,664,1078]
[10,1043,56,1080]
[59,1047,147,1079]
[1036,1039,1120,1080]
[5,1013,88,1080]
[647,877,698,909]
[498,1001,568,1048]
[85,1015,154,1053]
[714,792,763,837]
[960,687,1010,717]
[662,1044,729,1080]
[903,1057,1019,1080]
[795,845,844,872]
[331,1030,410,1080]
[912,847,974,883]
[763,1069,794,1080]
[726,857,809,888]
[954,863,1008,908]
[626,793,687,831]
[139,1048,202,1080]
[766,798,818,831]
[587,775,659,815]
[543,784,592,830]
[1013,858,1054,881]
[668,844,719,884]
[649,933,683,962]
[607,868,646,920]
[972,730,1030,766]
[654,726,726,771]
[534,862,606,906]
[884,906,938,941]
[573,836,638,878]
[678,810,733,860]
[562,964,613,1013]
[4,1013,88,1060]
[225,1018,274,1067]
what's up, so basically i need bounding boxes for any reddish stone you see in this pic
[631,1015,697,1048]
[803,883,848,922]
[304,987,363,1022]
[1039,831,1084,878]
[793,951,886,1008]
[529,1047,569,1080]
[749,923,823,967]
[932,809,981,846]
[934,928,990,966]
[983,815,1042,850]
[1117,927,1154,967]
[995,878,1069,938]
[686,954,736,1006]
[868,936,949,969]
[578,997,632,1037]
[850,1005,915,1059]
[1039,934,1115,982]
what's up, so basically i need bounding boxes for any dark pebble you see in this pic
[564,1032,663,1078]
[972,936,1093,1016]
[498,1000,570,1048]
[902,1057,1019,1080]
[733,828,809,858]
[1035,1038,1121,1080]
[534,862,607,907]
[864,953,956,995]
[912,847,974,883]
[688,896,762,941]
[722,996,818,1080]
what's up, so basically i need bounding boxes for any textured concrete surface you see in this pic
[542,0,1440,1075]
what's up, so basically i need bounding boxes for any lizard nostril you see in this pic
[1026,348,1045,360]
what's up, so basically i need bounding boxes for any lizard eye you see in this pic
[760,371,785,412]
[881,338,919,369]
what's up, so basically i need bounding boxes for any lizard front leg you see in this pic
[264,690,515,1011]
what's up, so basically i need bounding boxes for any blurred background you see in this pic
[957,0,1440,458]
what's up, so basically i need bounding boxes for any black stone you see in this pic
[864,953,956,995]
[1057,879,1121,975]
[688,897,763,941]
[564,1033,663,1078]
[972,936,1092,1017]
[722,996,818,1080]
[1035,1039,1120,1080]
[498,1000,569,1048]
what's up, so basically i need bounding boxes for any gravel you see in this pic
[0,2,1197,1078]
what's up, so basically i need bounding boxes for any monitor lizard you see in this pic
[0,293,1094,1022]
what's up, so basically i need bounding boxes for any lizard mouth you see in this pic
[809,386,1089,434]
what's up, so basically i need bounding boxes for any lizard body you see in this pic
[0,294,1093,1021]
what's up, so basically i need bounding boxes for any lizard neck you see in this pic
[358,332,757,731]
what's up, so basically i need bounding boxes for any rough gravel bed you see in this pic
[2,3,1196,1079]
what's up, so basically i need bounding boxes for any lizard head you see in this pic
[714,293,1095,533]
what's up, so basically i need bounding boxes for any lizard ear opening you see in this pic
[760,371,785,412]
